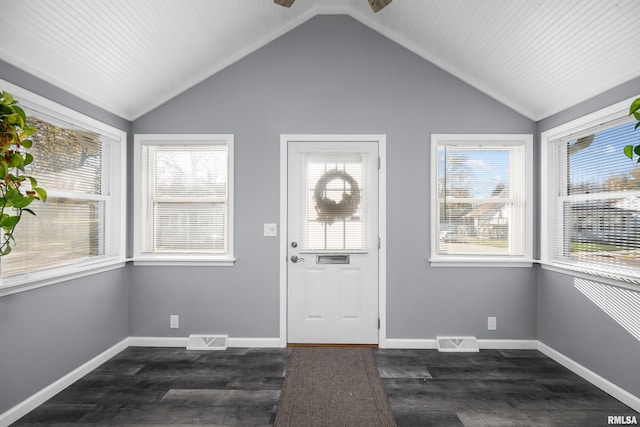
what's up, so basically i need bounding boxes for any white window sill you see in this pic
[132,256,236,267]
[539,262,640,292]
[429,258,533,268]
[0,258,127,297]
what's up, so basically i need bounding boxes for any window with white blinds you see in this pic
[134,134,234,264]
[0,82,126,287]
[543,100,640,283]
[430,134,532,265]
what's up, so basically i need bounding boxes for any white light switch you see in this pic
[264,223,277,237]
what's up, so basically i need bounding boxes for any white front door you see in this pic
[286,138,379,344]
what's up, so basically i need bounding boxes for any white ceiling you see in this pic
[1,0,639,121]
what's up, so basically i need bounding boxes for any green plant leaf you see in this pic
[9,153,23,168]
[624,145,634,159]
[14,198,35,209]
[21,138,32,149]
[634,145,640,157]
[13,105,27,123]
[34,187,47,202]
[28,176,38,187]
[24,153,33,166]
[1,92,14,105]
[2,245,12,256]
[1,215,20,228]
[23,208,36,216]
[630,97,640,115]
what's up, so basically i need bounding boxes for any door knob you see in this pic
[290,255,305,263]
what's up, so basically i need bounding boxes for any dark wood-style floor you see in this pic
[12,347,638,426]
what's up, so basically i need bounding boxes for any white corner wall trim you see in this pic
[538,341,640,413]
[0,338,129,426]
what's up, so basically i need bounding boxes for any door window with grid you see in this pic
[298,153,369,252]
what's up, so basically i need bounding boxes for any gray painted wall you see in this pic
[0,269,130,413]
[131,15,537,340]
[537,269,640,397]
[0,60,131,413]
[536,77,640,397]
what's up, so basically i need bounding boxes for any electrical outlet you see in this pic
[488,316,496,331]
[170,315,179,329]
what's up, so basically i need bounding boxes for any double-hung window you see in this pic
[430,134,533,266]
[133,134,234,265]
[0,80,126,293]
[542,97,640,284]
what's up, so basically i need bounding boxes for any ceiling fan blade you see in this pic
[368,0,392,13]
[275,0,391,12]
[274,0,295,7]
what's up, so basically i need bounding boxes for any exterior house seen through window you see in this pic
[430,134,533,266]
[542,97,640,284]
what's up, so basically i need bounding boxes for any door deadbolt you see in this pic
[291,241,298,248]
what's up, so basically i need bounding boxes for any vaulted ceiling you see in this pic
[2,0,639,121]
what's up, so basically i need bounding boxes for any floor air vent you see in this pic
[186,334,228,351]
[436,336,479,352]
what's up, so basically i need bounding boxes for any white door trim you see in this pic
[279,134,387,347]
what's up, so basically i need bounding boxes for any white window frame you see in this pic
[541,95,640,288]
[430,134,533,267]
[0,80,127,297]
[133,134,235,266]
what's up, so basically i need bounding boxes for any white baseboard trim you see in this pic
[384,338,537,350]
[128,336,188,347]
[478,339,538,349]
[127,336,283,348]
[384,339,437,349]
[228,337,282,348]
[0,338,129,426]
[537,341,640,413]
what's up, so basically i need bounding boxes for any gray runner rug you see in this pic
[274,347,397,427]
